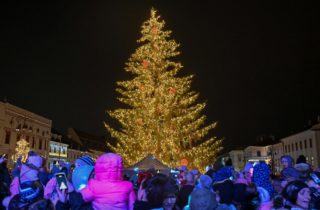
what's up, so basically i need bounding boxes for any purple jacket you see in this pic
[80,153,136,210]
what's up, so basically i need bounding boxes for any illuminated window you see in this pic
[311,156,315,166]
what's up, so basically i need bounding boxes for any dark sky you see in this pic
[1,1,319,151]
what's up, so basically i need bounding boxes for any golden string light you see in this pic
[104,8,223,170]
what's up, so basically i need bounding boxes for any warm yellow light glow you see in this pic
[105,8,223,170]
[49,152,68,158]
[12,138,30,162]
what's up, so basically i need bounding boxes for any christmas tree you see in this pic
[105,9,222,169]
[12,138,30,162]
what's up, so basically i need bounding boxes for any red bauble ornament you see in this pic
[139,85,145,91]
[151,26,158,34]
[181,159,188,166]
[142,60,149,69]
[136,118,143,126]
[168,87,177,95]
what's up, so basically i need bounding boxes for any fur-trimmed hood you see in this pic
[294,163,310,172]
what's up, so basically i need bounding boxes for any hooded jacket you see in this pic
[2,163,41,208]
[80,153,136,210]
[280,155,301,181]
[252,162,274,198]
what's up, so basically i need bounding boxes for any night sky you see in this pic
[1,1,319,152]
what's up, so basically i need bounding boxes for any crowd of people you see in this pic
[0,151,320,210]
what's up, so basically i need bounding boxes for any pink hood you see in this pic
[80,153,136,210]
[94,153,123,181]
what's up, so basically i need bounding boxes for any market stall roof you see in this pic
[126,154,170,171]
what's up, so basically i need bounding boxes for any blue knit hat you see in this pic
[75,155,94,167]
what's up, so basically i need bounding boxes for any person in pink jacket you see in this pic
[80,153,136,210]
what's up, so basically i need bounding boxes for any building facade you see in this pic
[270,142,283,174]
[48,130,68,169]
[243,145,271,164]
[67,148,85,164]
[228,150,244,171]
[225,123,320,173]
[0,102,52,167]
[280,123,320,168]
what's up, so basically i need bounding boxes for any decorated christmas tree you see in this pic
[105,9,222,169]
[12,138,30,162]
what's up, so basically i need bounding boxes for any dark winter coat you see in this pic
[233,183,247,205]
[281,167,301,181]
[133,200,162,210]
[213,179,234,205]
[310,187,320,210]
[55,191,93,210]
[0,162,11,187]
[177,185,194,209]
[0,163,10,210]
[38,171,50,186]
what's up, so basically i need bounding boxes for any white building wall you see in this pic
[49,140,68,169]
[229,150,244,171]
[281,130,318,168]
[271,142,283,173]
